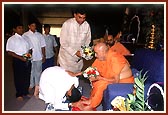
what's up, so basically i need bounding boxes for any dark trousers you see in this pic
[42,56,55,71]
[13,58,31,98]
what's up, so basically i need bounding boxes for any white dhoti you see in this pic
[58,47,83,73]
[58,18,91,73]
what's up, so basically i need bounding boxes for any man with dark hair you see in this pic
[106,28,131,56]
[44,24,50,28]
[39,66,82,111]
[73,8,87,15]
[23,21,46,97]
[66,87,82,103]
[58,8,91,73]
[6,23,32,101]
[42,24,58,71]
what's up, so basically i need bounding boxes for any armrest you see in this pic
[102,83,134,110]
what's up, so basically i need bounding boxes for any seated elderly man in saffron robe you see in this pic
[72,42,134,111]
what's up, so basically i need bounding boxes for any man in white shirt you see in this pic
[39,66,82,111]
[58,8,91,73]
[42,24,58,71]
[6,23,32,101]
[23,21,46,97]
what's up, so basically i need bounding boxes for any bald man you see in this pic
[72,42,134,111]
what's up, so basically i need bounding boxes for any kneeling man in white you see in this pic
[39,66,81,111]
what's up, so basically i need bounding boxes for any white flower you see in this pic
[80,45,94,60]
[82,66,99,79]
[111,96,126,111]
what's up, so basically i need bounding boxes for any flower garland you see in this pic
[23,53,32,61]
[82,66,99,79]
[80,45,94,60]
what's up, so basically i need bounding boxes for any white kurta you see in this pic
[23,30,46,61]
[39,66,79,110]
[58,18,91,73]
[6,33,32,55]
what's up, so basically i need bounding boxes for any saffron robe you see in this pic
[90,51,134,108]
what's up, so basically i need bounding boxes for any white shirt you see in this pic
[39,66,79,110]
[43,34,58,59]
[6,33,32,56]
[23,30,46,61]
[58,18,91,72]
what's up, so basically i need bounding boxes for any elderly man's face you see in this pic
[74,13,86,25]
[94,46,106,61]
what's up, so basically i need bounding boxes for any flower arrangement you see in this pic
[110,70,151,111]
[111,96,127,111]
[80,45,94,60]
[82,66,99,79]
[23,53,32,61]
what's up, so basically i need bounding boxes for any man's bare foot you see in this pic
[34,86,39,99]
[17,96,23,101]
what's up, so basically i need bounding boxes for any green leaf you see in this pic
[135,100,144,107]
[136,87,144,93]
[142,71,148,82]
[124,70,149,111]
[127,94,135,101]
[136,94,143,100]
[129,108,134,111]
[134,102,143,110]
[134,78,144,89]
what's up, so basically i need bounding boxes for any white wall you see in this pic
[42,27,61,37]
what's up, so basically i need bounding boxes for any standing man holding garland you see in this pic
[58,8,91,73]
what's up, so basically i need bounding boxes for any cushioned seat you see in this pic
[102,83,134,110]
[102,48,164,111]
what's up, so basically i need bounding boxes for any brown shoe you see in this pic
[17,96,23,101]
